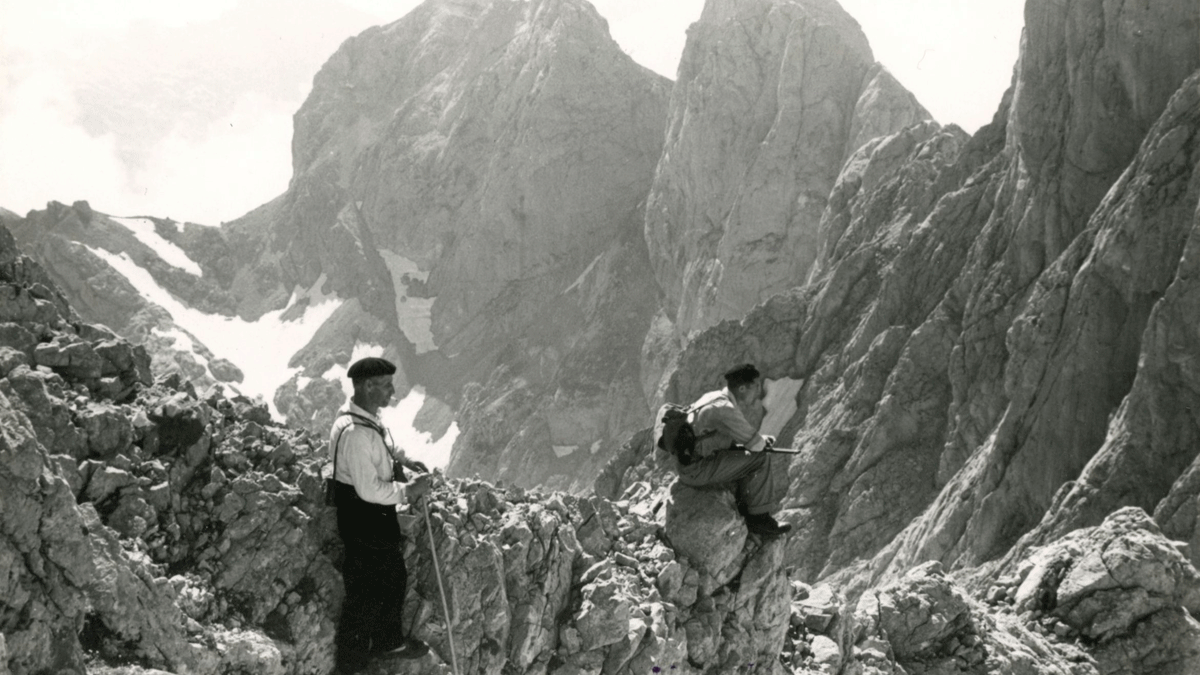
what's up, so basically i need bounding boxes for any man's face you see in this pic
[360,374,395,409]
[736,378,764,404]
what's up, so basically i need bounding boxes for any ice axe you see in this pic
[719,441,802,455]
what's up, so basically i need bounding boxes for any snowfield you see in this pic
[112,216,204,276]
[90,246,457,468]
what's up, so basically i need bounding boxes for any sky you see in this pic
[0,0,1024,227]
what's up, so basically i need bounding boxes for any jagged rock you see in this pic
[574,575,636,652]
[0,323,37,359]
[34,334,104,379]
[146,391,210,455]
[0,284,64,325]
[208,628,285,675]
[1157,453,1200,569]
[207,356,243,383]
[0,385,91,675]
[659,0,1200,590]
[662,482,746,585]
[794,584,840,633]
[1010,508,1200,645]
[0,346,27,378]
[81,503,196,670]
[3,366,86,457]
[853,562,979,665]
[982,68,1200,562]
[77,401,134,458]
[82,465,136,505]
[809,635,841,674]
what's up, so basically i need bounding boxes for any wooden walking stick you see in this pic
[421,496,460,675]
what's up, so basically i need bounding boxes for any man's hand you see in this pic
[405,458,429,474]
[763,435,776,450]
[406,473,433,504]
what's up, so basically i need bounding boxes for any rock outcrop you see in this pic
[8,0,1200,671]
[653,0,1200,590]
[642,0,930,374]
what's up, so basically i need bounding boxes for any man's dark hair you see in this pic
[723,363,761,389]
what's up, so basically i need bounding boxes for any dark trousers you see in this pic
[334,485,407,673]
[677,449,788,515]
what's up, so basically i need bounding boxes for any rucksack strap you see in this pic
[682,402,719,443]
[331,411,390,480]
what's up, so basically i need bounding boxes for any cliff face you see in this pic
[245,0,674,474]
[656,0,1200,591]
[642,0,929,374]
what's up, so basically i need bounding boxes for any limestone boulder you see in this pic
[662,481,746,585]
[77,401,135,458]
[1009,509,1200,642]
[2,366,86,457]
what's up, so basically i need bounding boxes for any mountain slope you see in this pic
[651,0,1200,589]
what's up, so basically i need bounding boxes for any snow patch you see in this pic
[378,250,436,354]
[553,445,577,458]
[762,377,803,438]
[89,247,341,415]
[112,216,203,276]
[380,387,459,470]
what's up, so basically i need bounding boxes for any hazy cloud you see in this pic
[1,0,1022,225]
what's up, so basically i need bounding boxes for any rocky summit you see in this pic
[5,0,1200,673]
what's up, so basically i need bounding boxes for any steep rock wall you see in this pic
[657,0,1200,586]
[642,0,929,371]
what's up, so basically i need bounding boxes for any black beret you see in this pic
[723,363,761,388]
[347,357,397,380]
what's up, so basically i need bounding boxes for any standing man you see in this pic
[679,363,792,538]
[330,356,431,674]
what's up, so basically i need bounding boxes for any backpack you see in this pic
[654,403,714,467]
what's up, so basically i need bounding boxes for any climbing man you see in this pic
[329,356,432,674]
[677,363,792,538]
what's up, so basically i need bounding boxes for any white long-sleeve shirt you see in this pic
[329,401,408,505]
[691,387,769,456]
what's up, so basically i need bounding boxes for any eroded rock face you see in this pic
[655,0,1200,588]
[643,0,930,351]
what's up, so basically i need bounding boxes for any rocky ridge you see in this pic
[6,208,1200,673]
[0,221,798,675]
